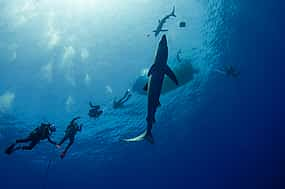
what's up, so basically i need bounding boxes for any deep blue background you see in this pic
[0,1,284,189]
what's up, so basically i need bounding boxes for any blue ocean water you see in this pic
[0,0,283,189]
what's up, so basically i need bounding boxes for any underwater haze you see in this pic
[0,0,283,189]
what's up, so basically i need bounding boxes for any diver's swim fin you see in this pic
[60,152,66,159]
[5,144,16,155]
[121,130,154,144]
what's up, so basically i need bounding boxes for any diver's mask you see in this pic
[49,124,56,132]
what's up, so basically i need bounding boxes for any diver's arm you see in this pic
[89,101,93,108]
[47,136,57,145]
[71,116,81,124]
[78,124,83,132]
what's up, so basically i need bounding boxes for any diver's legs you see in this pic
[120,94,132,104]
[63,138,74,154]
[117,98,124,104]
[120,99,127,104]
[14,136,34,151]
[60,137,74,159]
[21,140,39,150]
[16,136,32,143]
[118,91,130,104]
[122,91,129,99]
[5,136,35,155]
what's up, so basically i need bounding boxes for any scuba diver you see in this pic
[5,122,57,155]
[88,101,103,118]
[113,89,132,109]
[56,117,82,159]
[216,64,240,78]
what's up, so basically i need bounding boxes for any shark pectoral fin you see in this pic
[143,83,148,91]
[152,30,157,33]
[164,65,179,85]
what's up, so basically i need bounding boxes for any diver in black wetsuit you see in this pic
[88,102,103,118]
[216,64,240,78]
[224,65,240,78]
[56,117,82,159]
[5,123,57,155]
[113,89,132,109]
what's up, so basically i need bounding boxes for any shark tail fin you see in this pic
[171,6,176,17]
[121,130,154,144]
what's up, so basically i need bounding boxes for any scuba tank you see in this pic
[30,123,50,139]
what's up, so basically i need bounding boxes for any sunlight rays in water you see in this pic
[0,0,230,160]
